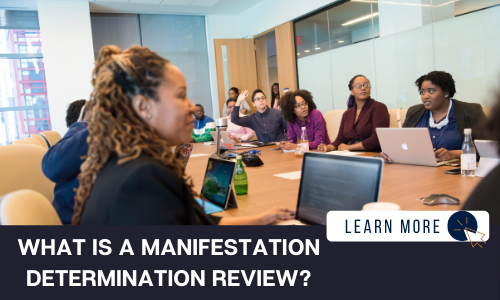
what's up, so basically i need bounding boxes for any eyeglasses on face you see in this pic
[294,102,308,109]
[353,84,371,89]
[254,96,266,102]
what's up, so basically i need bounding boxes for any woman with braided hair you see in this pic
[73,45,294,225]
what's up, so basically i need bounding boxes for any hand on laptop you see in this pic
[228,133,239,142]
[258,207,296,225]
[435,148,458,161]
[380,152,393,163]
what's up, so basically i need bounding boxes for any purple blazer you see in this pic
[287,109,331,149]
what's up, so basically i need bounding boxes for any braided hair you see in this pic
[415,71,456,98]
[72,45,194,225]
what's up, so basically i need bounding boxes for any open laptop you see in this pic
[210,131,258,150]
[377,128,458,167]
[278,152,384,225]
[196,157,238,214]
[475,140,500,177]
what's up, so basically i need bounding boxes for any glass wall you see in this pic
[90,13,213,117]
[295,0,500,113]
[0,12,51,146]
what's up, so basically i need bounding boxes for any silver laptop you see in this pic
[278,152,384,225]
[377,128,458,167]
[475,140,500,177]
[210,131,257,149]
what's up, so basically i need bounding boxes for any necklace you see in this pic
[429,99,453,130]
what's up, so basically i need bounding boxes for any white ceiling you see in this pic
[0,0,264,15]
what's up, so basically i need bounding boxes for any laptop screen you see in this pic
[201,158,235,208]
[296,153,384,225]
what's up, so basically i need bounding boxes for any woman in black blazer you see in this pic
[383,71,487,162]
[72,45,294,225]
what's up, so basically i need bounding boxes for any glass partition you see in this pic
[295,0,500,113]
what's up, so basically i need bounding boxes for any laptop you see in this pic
[278,152,384,225]
[376,128,458,167]
[210,131,258,150]
[196,158,238,214]
[475,140,500,177]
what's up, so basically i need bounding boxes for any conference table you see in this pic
[184,143,482,218]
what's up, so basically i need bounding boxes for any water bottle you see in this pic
[461,128,476,177]
[234,155,248,195]
[300,126,309,153]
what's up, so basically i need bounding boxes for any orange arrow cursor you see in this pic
[464,227,487,248]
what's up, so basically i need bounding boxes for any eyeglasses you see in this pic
[353,84,371,89]
[294,102,308,109]
[254,96,266,102]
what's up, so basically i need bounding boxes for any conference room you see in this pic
[0,0,499,226]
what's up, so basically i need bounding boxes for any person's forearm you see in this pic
[451,150,461,159]
[346,142,365,151]
[219,216,261,225]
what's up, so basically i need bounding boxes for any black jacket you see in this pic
[403,99,488,142]
[80,154,219,225]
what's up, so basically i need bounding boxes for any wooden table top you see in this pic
[184,143,481,218]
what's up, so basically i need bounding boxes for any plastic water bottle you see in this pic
[234,155,248,195]
[300,127,309,153]
[461,128,476,177]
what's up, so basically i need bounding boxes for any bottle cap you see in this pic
[237,155,242,159]
[301,127,306,130]
[464,128,471,134]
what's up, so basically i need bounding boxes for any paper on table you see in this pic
[190,153,210,158]
[274,171,302,180]
[324,150,359,156]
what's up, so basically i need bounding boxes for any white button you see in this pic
[433,136,435,138]
[434,148,436,150]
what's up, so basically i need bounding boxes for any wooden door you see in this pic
[214,39,258,117]
[275,22,298,92]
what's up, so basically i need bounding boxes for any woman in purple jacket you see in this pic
[280,90,331,150]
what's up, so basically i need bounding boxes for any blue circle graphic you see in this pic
[448,211,478,241]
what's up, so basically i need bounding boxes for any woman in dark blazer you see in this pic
[329,75,390,152]
[384,71,487,162]
[72,45,294,225]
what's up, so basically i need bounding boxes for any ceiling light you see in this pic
[338,41,344,43]
[304,50,310,53]
[315,47,320,50]
[342,12,379,26]
[297,53,300,55]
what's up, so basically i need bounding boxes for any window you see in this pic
[0,25,50,145]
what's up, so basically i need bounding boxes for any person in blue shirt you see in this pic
[231,89,287,143]
[191,104,215,142]
[43,122,90,225]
